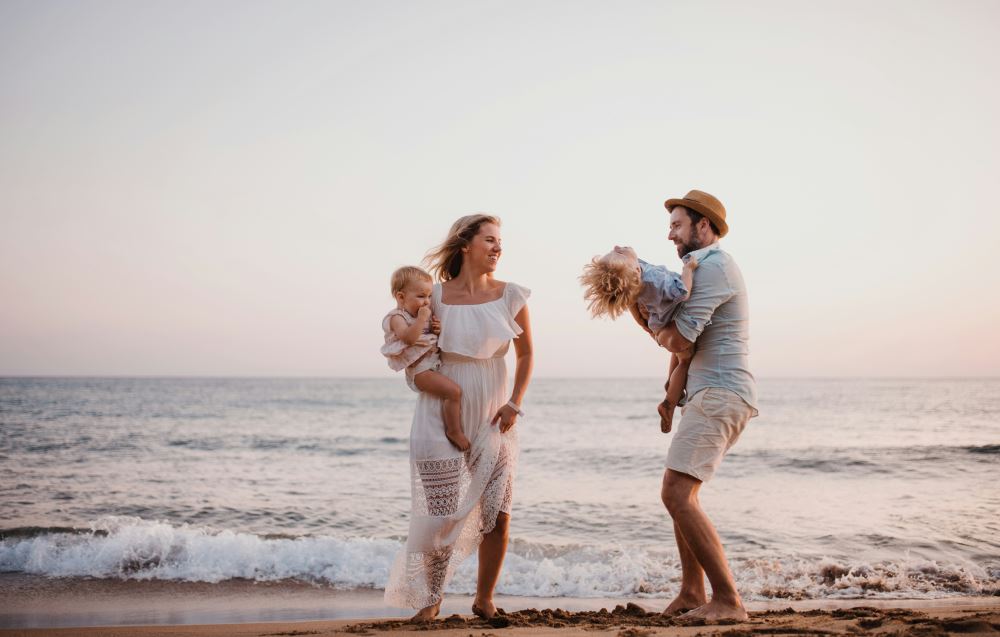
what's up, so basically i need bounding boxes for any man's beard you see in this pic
[675,233,705,257]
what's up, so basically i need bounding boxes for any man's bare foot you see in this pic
[661,592,706,616]
[471,598,498,619]
[677,599,748,623]
[446,428,471,452]
[409,601,441,623]
[657,399,675,433]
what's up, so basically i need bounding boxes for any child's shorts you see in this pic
[404,349,442,393]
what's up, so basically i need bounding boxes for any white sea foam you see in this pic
[0,517,994,600]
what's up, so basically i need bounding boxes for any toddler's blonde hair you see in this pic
[390,266,433,296]
[580,257,643,319]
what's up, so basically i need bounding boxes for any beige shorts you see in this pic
[666,387,753,482]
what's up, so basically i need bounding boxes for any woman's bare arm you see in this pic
[492,304,533,433]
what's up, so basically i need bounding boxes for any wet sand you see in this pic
[1,599,998,637]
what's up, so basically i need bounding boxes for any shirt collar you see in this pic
[682,241,720,264]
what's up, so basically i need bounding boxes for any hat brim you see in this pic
[664,198,729,238]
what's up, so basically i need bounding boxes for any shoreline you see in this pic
[1,599,998,637]
[2,574,997,632]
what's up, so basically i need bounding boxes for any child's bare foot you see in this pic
[657,398,675,433]
[446,428,471,452]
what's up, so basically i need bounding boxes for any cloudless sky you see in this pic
[2,0,998,378]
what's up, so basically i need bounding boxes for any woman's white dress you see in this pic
[384,281,530,609]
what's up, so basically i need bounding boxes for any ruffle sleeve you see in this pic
[505,282,531,321]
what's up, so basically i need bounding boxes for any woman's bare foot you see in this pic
[471,598,498,619]
[661,592,706,616]
[677,599,748,623]
[445,428,471,451]
[657,399,675,433]
[409,600,441,623]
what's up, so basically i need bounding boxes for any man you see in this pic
[637,189,758,622]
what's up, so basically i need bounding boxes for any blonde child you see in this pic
[381,266,470,452]
[580,246,698,433]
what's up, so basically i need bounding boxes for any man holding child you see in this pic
[643,190,758,622]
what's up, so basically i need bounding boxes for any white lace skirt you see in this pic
[384,353,518,609]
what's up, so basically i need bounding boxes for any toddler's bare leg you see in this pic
[654,338,694,433]
[666,351,691,407]
[666,352,680,395]
[656,354,679,433]
[414,370,470,452]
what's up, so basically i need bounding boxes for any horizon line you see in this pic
[2,375,998,381]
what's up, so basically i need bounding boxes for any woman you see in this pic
[384,214,533,622]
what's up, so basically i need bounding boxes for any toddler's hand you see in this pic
[684,256,699,270]
[430,316,441,335]
[416,306,432,321]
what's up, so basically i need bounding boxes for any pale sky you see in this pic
[2,0,998,378]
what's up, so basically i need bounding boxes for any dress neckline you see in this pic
[438,282,508,307]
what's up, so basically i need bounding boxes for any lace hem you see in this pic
[384,435,517,609]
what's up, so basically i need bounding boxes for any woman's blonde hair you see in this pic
[390,266,432,296]
[580,256,643,319]
[423,214,502,281]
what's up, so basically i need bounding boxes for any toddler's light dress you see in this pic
[637,258,689,332]
[381,308,442,392]
[384,281,530,609]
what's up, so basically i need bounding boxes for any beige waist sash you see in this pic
[440,341,510,364]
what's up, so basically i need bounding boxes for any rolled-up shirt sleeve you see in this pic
[672,262,734,343]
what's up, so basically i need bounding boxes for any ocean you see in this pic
[1,376,998,615]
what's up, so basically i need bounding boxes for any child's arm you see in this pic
[389,307,432,346]
[678,256,698,302]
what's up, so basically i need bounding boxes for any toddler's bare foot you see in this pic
[445,428,471,452]
[657,399,675,433]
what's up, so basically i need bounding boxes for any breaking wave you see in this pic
[1,517,995,600]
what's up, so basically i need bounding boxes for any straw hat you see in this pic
[664,189,728,238]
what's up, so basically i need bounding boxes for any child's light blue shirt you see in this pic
[637,258,688,332]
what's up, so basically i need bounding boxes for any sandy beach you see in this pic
[1,598,998,637]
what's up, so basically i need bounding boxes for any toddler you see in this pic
[381,266,471,451]
[580,246,698,432]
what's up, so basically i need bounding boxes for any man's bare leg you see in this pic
[661,469,747,622]
[473,512,510,619]
[662,519,708,615]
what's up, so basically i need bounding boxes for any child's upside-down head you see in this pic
[580,246,643,320]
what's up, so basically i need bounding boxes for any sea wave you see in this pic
[0,517,995,600]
